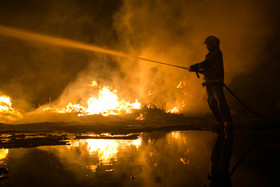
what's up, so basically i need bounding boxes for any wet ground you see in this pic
[0,127,279,187]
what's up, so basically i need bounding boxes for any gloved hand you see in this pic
[189,64,199,72]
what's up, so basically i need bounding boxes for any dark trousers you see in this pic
[206,83,232,123]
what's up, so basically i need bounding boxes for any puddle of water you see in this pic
[0,131,215,187]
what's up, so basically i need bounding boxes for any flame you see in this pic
[90,81,98,87]
[86,87,141,116]
[88,164,98,172]
[86,87,120,116]
[136,113,145,120]
[43,103,86,114]
[0,80,185,121]
[179,157,190,165]
[0,96,23,122]
[0,96,11,107]
[42,82,141,117]
[167,107,179,114]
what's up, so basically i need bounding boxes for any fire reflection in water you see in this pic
[3,131,214,186]
[0,149,8,164]
[67,136,142,168]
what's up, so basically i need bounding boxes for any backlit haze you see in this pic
[0,0,279,123]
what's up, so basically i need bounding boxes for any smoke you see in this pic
[0,0,121,112]
[0,0,279,121]
[113,0,279,115]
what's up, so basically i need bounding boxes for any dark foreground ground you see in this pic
[0,116,279,186]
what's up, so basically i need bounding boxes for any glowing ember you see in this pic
[136,113,145,120]
[0,96,23,122]
[88,165,98,172]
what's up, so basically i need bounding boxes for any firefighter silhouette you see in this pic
[189,36,233,131]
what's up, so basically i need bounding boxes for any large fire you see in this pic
[85,87,141,116]
[0,80,183,123]
[41,81,141,117]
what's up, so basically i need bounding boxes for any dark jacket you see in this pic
[192,49,224,84]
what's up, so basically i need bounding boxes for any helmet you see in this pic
[204,36,220,51]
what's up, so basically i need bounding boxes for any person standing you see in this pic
[189,36,233,132]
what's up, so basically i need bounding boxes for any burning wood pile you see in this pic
[0,80,184,125]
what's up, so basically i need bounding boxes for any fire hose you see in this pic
[132,57,279,123]
[140,58,280,179]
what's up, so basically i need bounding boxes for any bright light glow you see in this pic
[130,99,141,109]
[167,107,179,114]
[43,103,86,114]
[86,139,119,163]
[41,82,141,117]
[0,96,23,122]
[90,81,98,87]
[170,131,181,139]
[132,138,142,148]
[88,164,98,172]
[68,136,142,165]
[0,149,8,160]
[136,113,144,121]
[0,96,11,107]
[39,80,186,117]
[86,87,120,116]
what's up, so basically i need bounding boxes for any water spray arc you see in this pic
[0,25,187,70]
